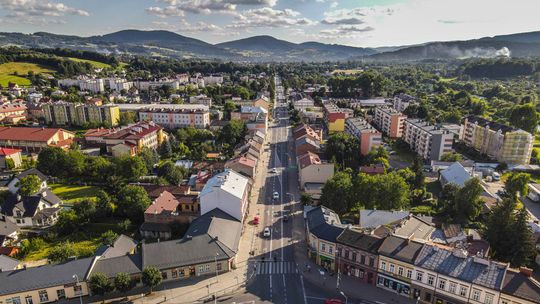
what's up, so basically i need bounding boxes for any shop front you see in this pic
[377,273,411,297]
[340,262,376,285]
[318,254,335,271]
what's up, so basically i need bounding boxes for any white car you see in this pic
[263,227,271,238]
[270,168,278,173]
[273,192,279,200]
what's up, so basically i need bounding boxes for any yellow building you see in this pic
[43,101,120,127]
[324,103,346,133]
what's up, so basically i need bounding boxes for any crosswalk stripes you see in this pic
[254,261,299,275]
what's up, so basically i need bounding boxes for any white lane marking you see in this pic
[300,275,308,304]
[282,274,287,304]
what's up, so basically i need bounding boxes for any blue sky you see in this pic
[1,0,540,47]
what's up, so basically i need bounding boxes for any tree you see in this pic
[139,147,160,172]
[300,192,313,205]
[157,161,186,185]
[65,150,86,178]
[142,267,162,293]
[100,230,118,246]
[324,133,359,168]
[16,174,41,196]
[220,120,246,147]
[73,200,96,223]
[55,209,79,235]
[115,185,151,223]
[95,190,114,218]
[113,272,133,295]
[113,156,148,181]
[444,178,483,224]
[505,172,531,198]
[440,153,462,162]
[88,273,113,299]
[119,111,137,125]
[48,241,77,262]
[411,156,425,189]
[320,171,353,214]
[37,147,66,176]
[159,139,173,159]
[5,158,15,170]
[223,101,237,120]
[85,156,113,182]
[508,103,539,134]
[353,172,410,210]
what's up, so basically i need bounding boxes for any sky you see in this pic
[1,0,540,47]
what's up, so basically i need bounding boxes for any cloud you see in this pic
[319,25,374,36]
[147,0,276,17]
[321,17,364,25]
[0,0,89,25]
[227,7,316,29]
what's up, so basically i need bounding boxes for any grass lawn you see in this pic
[0,62,54,86]
[49,183,101,204]
[68,57,111,69]
[24,237,101,261]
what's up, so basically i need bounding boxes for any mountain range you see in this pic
[1,29,540,62]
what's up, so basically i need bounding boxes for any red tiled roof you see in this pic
[226,156,256,168]
[297,151,321,169]
[0,127,71,142]
[0,148,22,156]
[360,164,386,175]
[145,191,179,215]
[0,104,26,113]
[177,195,197,205]
[85,122,162,141]
[141,185,190,198]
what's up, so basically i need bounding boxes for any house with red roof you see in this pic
[225,155,256,178]
[0,148,22,170]
[297,151,334,199]
[0,127,75,152]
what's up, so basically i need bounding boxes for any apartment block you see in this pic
[324,103,346,133]
[139,105,210,129]
[461,116,533,165]
[403,119,454,161]
[373,106,407,138]
[392,93,417,112]
[345,117,382,155]
[43,101,120,127]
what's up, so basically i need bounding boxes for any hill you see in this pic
[0,62,54,87]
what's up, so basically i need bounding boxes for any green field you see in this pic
[68,57,111,69]
[50,183,101,204]
[0,62,54,87]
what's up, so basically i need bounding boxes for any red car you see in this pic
[324,299,342,304]
[252,216,260,225]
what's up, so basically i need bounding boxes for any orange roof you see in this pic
[145,191,179,215]
[297,151,321,169]
[0,148,22,156]
[0,127,71,142]
[206,153,220,159]
[0,104,26,113]
[227,156,256,168]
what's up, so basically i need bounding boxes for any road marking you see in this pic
[300,275,308,304]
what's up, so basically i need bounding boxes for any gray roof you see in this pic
[142,208,241,270]
[306,206,345,242]
[440,162,471,188]
[394,215,435,241]
[0,257,94,295]
[95,235,138,259]
[0,255,19,271]
[91,254,142,278]
[414,244,506,290]
[1,190,61,217]
[336,229,382,253]
[0,218,19,236]
[378,235,424,263]
[501,269,540,303]
[14,168,48,182]
[359,209,410,229]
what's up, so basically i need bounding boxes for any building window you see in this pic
[416,271,423,282]
[172,269,178,278]
[460,286,468,297]
[472,289,481,301]
[424,293,432,302]
[449,282,456,294]
[217,262,222,271]
[360,255,365,264]
[351,252,357,262]
[427,275,435,286]
[7,297,21,304]
[398,267,404,277]
[389,264,395,273]
[56,289,66,299]
[406,269,412,279]
[484,293,494,304]
[329,246,333,254]
[25,297,33,304]
[38,290,49,302]
[438,279,446,290]
[162,271,168,279]
[381,261,386,271]
[321,243,326,252]
[344,250,349,258]
[369,257,374,267]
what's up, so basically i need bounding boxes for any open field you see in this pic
[0,62,54,86]
[68,57,111,69]
[49,183,101,204]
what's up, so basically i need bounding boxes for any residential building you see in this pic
[7,168,48,194]
[295,136,320,156]
[144,191,189,225]
[324,103,346,133]
[412,244,507,304]
[306,206,346,271]
[297,151,334,197]
[336,228,383,285]
[403,119,454,161]
[95,234,138,260]
[392,93,417,112]
[0,127,75,152]
[203,74,224,85]
[499,268,540,304]
[440,162,473,188]
[359,209,410,229]
[377,235,424,297]
[104,78,133,92]
[199,170,251,221]
[134,79,180,91]
[294,98,315,111]
[0,215,20,247]
[189,94,213,107]
[393,215,436,243]
[43,101,120,127]
[0,257,92,304]
[138,105,210,129]
[293,124,323,144]
[461,116,533,165]
[0,103,27,123]
[83,121,165,157]
[0,148,22,169]
[1,189,62,227]
[360,164,386,175]
[0,254,20,271]
[225,156,257,178]
[373,106,407,138]
[231,106,268,133]
[345,117,383,155]
[59,78,105,93]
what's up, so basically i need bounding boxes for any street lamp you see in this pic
[339,291,348,304]
[72,274,83,304]
[214,253,219,283]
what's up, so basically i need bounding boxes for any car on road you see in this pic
[283,214,289,222]
[269,168,278,173]
[263,227,271,238]
[273,192,279,200]
[324,299,342,304]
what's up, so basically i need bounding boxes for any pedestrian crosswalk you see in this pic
[254,261,298,275]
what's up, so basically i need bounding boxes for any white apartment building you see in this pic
[189,94,213,107]
[403,119,454,161]
[135,79,180,91]
[373,106,407,138]
[105,78,133,92]
[138,105,210,129]
[203,75,224,85]
[58,78,104,93]
[199,170,251,221]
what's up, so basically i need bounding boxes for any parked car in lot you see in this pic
[263,227,271,238]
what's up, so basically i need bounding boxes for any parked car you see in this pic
[263,227,271,238]
[492,172,501,181]
[273,192,279,200]
[324,299,342,304]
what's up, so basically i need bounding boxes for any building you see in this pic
[134,79,180,91]
[138,105,210,129]
[144,191,187,224]
[412,243,507,304]
[345,117,383,155]
[225,156,257,178]
[43,101,120,127]
[295,136,320,156]
[59,78,105,93]
[189,94,212,107]
[7,168,48,194]
[297,151,334,196]
[499,268,540,304]
[393,215,436,242]
[199,170,251,221]
[293,124,323,144]
[0,127,75,152]
[0,148,22,169]
[0,103,27,123]
[231,106,268,133]
[0,215,20,247]
[373,107,407,138]
[360,164,386,175]
[83,121,165,157]
[294,98,315,111]
[403,119,454,161]
[359,210,410,229]
[440,162,473,188]
[0,254,20,271]
[0,257,92,304]
[1,189,62,227]
[377,235,424,297]
[94,234,138,260]
[324,103,346,133]
[336,228,383,285]
[461,116,533,165]
[306,206,346,271]
[392,93,417,112]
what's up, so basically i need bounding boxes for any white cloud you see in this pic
[228,7,316,29]
[321,17,364,25]
[0,0,89,25]
[147,0,277,17]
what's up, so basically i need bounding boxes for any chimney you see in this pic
[519,267,533,277]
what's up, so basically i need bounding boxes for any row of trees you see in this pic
[88,267,163,299]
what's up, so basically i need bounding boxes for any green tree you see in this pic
[115,185,151,223]
[440,153,462,162]
[5,158,15,170]
[139,147,160,171]
[508,103,539,134]
[448,178,484,224]
[113,156,148,181]
[300,192,313,205]
[37,147,66,176]
[88,273,113,299]
[223,101,237,120]
[73,200,96,223]
[113,272,133,295]
[119,111,137,125]
[411,156,425,189]
[56,210,79,235]
[320,171,353,214]
[85,156,112,182]
[100,230,118,246]
[65,150,86,178]
[16,174,41,196]
[95,190,114,218]
[157,161,186,185]
[354,172,410,210]
[142,267,162,293]
[220,120,246,147]
[159,139,173,159]
[48,241,77,262]
[505,172,531,198]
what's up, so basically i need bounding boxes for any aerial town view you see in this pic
[1,0,540,303]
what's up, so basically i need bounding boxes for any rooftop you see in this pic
[440,162,472,188]
[199,170,250,201]
[0,127,72,142]
[465,115,522,134]
[336,228,383,253]
[94,235,138,260]
[501,268,540,303]
[378,235,424,263]
[306,206,346,242]
[145,191,180,215]
[359,209,410,229]
[297,151,322,169]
